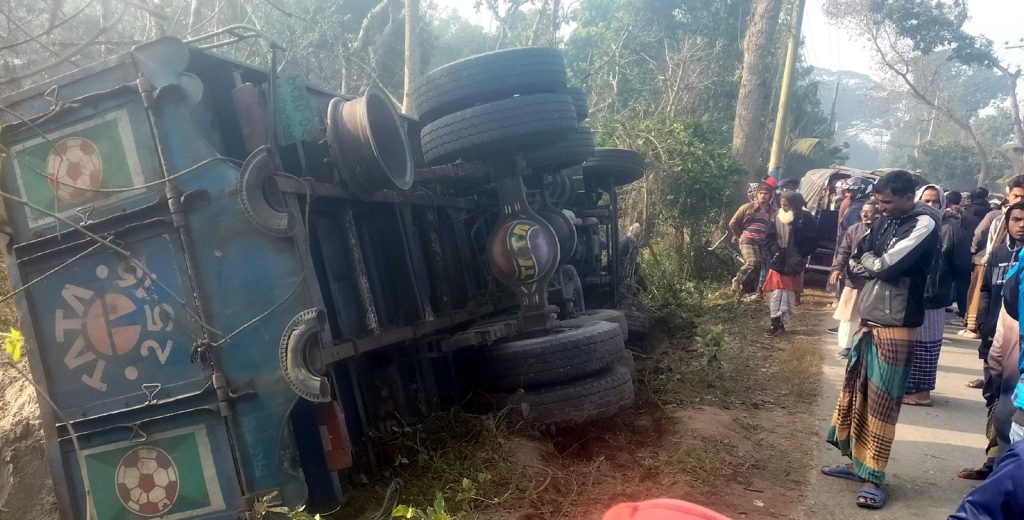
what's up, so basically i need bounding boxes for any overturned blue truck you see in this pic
[0,31,648,519]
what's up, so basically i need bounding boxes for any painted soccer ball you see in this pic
[46,137,103,203]
[115,447,179,517]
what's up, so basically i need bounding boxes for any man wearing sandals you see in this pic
[822,170,938,510]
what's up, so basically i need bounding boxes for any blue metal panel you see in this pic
[0,99,165,241]
[138,48,317,502]
[19,220,208,419]
[64,413,242,519]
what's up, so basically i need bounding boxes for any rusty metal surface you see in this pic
[320,308,494,363]
[340,204,380,334]
[414,161,493,184]
[275,176,476,209]
[439,318,520,351]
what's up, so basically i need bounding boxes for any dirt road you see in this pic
[800,317,987,519]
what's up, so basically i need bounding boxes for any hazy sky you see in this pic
[436,0,1024,78]
[803,0,1024,77]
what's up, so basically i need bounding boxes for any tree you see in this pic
[824,0,1021,186]
[910,140,981,191]
[402,0,419,111]
[731,0,784,180]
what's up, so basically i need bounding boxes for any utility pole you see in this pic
[766,0,807,181]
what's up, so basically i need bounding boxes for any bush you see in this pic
[599,116,743,318]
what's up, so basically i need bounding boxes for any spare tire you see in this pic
[467,320,624,391]
[411,47,567,124]
[623,309,651,341]
[582,148,646,187]
[421,93,577,165]
[524,126,596,171]
[565,86,589,122]
[505,365,635,426]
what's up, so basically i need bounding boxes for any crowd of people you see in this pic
[727,169,1024,513]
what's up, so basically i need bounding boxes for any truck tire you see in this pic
[566,86,589,121]
[557,308,628,340]
[582,148,646,187]
[621,349,637,380]
[623,309,651,341]
[506,365,635,426]
[410,47,567,124]
[524,126,595,171]
[468,320,624,391]
[421,93,577,165]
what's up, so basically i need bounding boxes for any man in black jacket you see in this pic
[821,170,938,510]
[904,185,972,406]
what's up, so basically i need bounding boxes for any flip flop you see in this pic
[856,484,886,509]
[902,396,933,407]
[820,464,864,482]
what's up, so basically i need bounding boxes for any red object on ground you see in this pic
[603,499,733,520]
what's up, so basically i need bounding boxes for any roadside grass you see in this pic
[644,288,759,407]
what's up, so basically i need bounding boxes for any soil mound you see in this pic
[0,361,58,519]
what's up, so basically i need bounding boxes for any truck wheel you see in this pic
[505,365,635,426]
[421,93,578,165]
[238,147,294,237]
[557,309,628,340]
[468,320,624,391]
[410,47,567,125]
[565,86,589,121]
[524,126,595,171]
[582,148,646,187]
[623,309,651,341]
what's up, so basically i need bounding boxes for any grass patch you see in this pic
[330,409,568,519]
[644,290,759,407]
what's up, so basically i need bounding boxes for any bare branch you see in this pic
[0,2,126,86]
[0,0,98,51]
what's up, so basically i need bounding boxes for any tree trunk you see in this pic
[527,0,548,46]
[731,0,784,182]
[401,0,418,112]
[965,126,990,187]
[549,0,561,45]
[1006,73,1024,173]
[187,0,202,34]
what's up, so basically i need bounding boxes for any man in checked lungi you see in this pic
[820,169,938,510]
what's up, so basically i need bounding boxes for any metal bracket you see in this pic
[75,206,94,225]
[128,423,148,444]
[142,383,162,404]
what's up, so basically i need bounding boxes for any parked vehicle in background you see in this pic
[800,167,929,275]
[0,33,648,519]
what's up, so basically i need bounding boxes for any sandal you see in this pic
[856,484,886,509]
[902,396,933,407]
[820,464,864,482]
[957,466,992,480]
